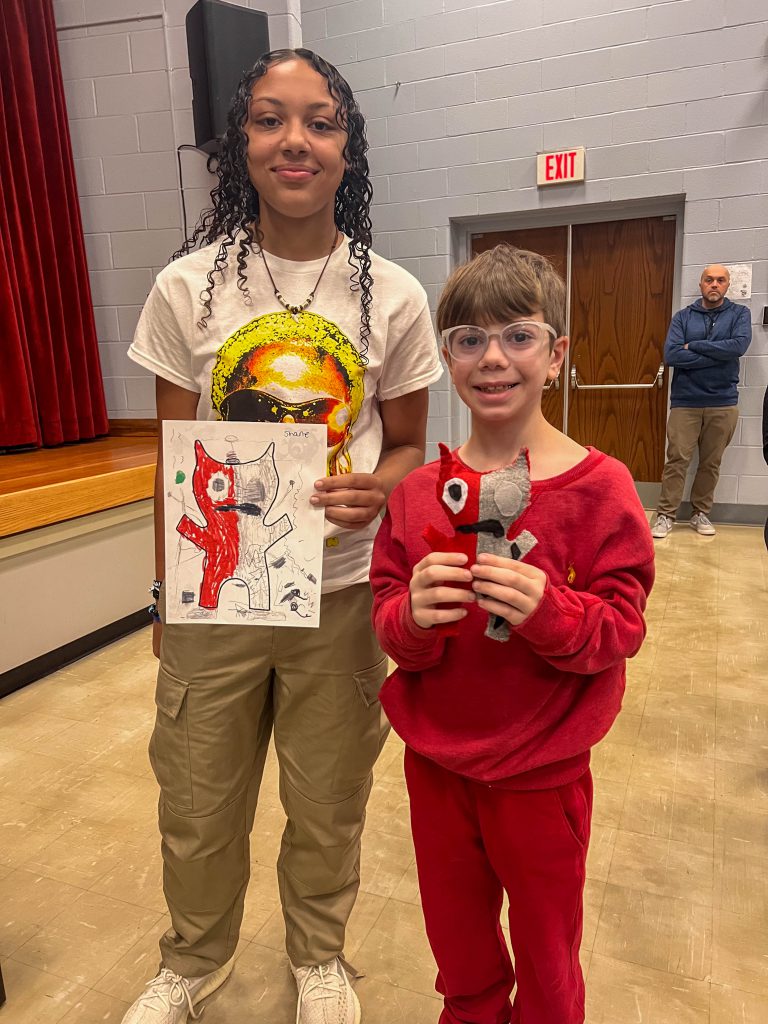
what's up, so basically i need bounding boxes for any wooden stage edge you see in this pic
[0,425,157,539]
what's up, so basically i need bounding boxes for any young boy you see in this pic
[370,245,655,1024]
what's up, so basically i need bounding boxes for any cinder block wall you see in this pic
[53,0,300,418]
[303,0,768,506]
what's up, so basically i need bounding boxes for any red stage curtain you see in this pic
[0,0,108,450]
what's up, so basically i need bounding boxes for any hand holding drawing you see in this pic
[311,472,387,529]
[409,551,476,629]
[470,553,547,626]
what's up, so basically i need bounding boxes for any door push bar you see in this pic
[570,363,665,391]
[543,374,561,392]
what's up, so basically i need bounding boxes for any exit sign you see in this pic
[537,147,586,186]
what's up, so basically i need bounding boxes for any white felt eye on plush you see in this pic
[442,477,468,514]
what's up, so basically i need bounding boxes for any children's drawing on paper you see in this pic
[163,421,326,626]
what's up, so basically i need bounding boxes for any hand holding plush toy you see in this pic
[417,444,543,641]
[471,553,547,627]
[409,550,476,630]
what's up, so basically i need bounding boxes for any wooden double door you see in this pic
[471,216,676,482]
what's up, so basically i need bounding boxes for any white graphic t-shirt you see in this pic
[129,237,443,593]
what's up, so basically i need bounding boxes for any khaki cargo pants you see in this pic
[657,405,739,517]
[150,583,388,977]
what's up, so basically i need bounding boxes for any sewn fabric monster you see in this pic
[424,443,538,642]
[177,439,292,610]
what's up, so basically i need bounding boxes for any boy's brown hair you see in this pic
[436,244,567,340]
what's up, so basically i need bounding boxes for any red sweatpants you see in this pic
[404,748,592,1024]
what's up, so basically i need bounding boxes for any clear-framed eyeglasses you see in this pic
[441,320,557,362]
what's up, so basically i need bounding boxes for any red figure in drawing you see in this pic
[177,439,292,610]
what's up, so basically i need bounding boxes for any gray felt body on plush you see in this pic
[476,451,538,642]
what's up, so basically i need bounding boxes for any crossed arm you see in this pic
[664,307,752,367]
[663,313,718,368]
[686,306,752,361]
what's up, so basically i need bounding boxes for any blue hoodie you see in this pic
[664,298,752,408]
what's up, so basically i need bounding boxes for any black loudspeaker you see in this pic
[186,0,270,153]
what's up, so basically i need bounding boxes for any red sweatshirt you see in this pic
[370,448,655,789]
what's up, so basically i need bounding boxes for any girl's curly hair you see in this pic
[173,48,373,357]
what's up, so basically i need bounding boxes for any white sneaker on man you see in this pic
[291,957,361,1024]
[651,513,674,539]
[690,512,716,536]
[120,957,234,1024]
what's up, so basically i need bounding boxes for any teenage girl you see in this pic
[123,48,442,1024]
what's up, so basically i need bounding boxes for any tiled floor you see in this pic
[1,523,767,1023]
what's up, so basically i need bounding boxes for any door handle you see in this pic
[570,364,664,391]
[543,374,560,392]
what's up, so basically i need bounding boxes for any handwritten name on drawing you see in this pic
[284,428,310,438]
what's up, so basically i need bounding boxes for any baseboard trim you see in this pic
[108,418,158,437]
[635,483,767,525]
[675,501,767,526]
[0,611,150,699]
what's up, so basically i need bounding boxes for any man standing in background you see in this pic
[651,264,752,539]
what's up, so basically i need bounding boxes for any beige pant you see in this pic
[657,406,739,516]
[150,583,388,976]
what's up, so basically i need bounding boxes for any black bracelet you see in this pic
[148,602,161,624]
[149,579,163,601]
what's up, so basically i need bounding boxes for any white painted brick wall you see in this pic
[83,234,112,271]
[112,229,187,269]
[63,79,97,118]
[389,109,447,145]
[69,115,140,157]
[416,72,475,111]
[73,157,105,195]
[542,114,614,151]
[96,71,172,116]
[304,0,768,503]
[368,142,418,176]
[55,0,297,418]
[58,34,132,78]
[129,28,168,72]
[137,111,176,152]
[103,152,178,193]
[420,135,478,170]
[357,23,415,61]
[574,77,647,118]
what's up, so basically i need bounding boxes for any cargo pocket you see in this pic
[352,657,389,708]
[149,666,193,811]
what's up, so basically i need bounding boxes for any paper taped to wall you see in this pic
[726,263,752,300]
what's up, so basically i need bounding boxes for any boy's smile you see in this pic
[475,381,519,396]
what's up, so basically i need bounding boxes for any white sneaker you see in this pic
[651,513,674,539]
[291,957,361,1024]
[690,512,716,536]
[121,957,234,1024]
